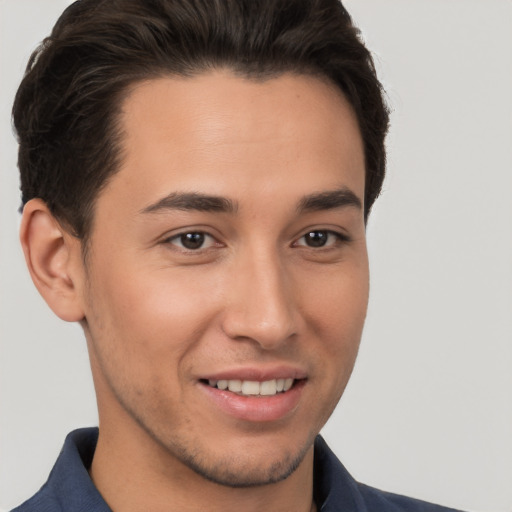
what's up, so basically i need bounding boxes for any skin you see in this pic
[21,71,368,512]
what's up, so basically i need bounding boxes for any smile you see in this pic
[199,376,306,422]
[206,378,295,396]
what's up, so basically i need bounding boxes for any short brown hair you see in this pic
[13,0,389,240]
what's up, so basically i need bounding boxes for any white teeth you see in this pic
[207,378,295,396]
[260,380,277,396]
[242,381,261,395]
[283,378,293,391]
[217,380,228,390]
[227,379,242,393]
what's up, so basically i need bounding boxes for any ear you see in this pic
[20,199,85,322]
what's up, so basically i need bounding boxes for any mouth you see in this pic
[201,378,297,397]
[198,369,307,421]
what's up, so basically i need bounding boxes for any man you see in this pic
[9,0,464,510]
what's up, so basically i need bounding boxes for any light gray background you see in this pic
[1,1,511,511]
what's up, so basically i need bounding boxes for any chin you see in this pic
[170,439,312,488]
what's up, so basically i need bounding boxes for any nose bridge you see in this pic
[222,243,297,348]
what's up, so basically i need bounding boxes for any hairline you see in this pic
[78,66,368,261]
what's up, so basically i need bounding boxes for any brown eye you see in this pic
[303,231,329,247]
[167,232,216,250]
[294,230,349,249]
[180,233,205,249]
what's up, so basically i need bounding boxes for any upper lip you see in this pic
[199,365,308,382]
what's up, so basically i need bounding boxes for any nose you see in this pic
[221,249,298,350]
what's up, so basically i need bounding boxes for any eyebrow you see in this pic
[297,187,362,213]
[140,192,238,214]
[140,187,362,216]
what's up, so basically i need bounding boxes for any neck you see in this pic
[90,420,316,512]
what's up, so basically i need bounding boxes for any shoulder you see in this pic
[10,484,61,512]
[10,428,108,512]
[314,436,465,512]
[356,483,464,512]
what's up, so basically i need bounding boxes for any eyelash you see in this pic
[163,229,351,252]
[164,232,219,251]
[293,230,351,249]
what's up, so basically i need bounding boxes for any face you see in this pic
[79,71,368,486]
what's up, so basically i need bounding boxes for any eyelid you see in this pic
[162,230,221,251]
[293,228,351,248]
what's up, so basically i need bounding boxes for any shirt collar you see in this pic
[313,435,368,512]
[47,428,366,511]
[49,428,111,511]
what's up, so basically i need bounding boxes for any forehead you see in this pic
[99,71,365,215]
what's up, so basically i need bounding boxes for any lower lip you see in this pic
[199,380,306,422]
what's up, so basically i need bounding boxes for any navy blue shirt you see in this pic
[12,428,463,511]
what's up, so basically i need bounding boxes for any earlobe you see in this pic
[20,199,85,322]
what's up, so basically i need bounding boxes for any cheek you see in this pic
[302,260,369,382]
[87,261,225,358]
[83,265,221,406]
[299,267,368,430]
[306,259,369,336]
